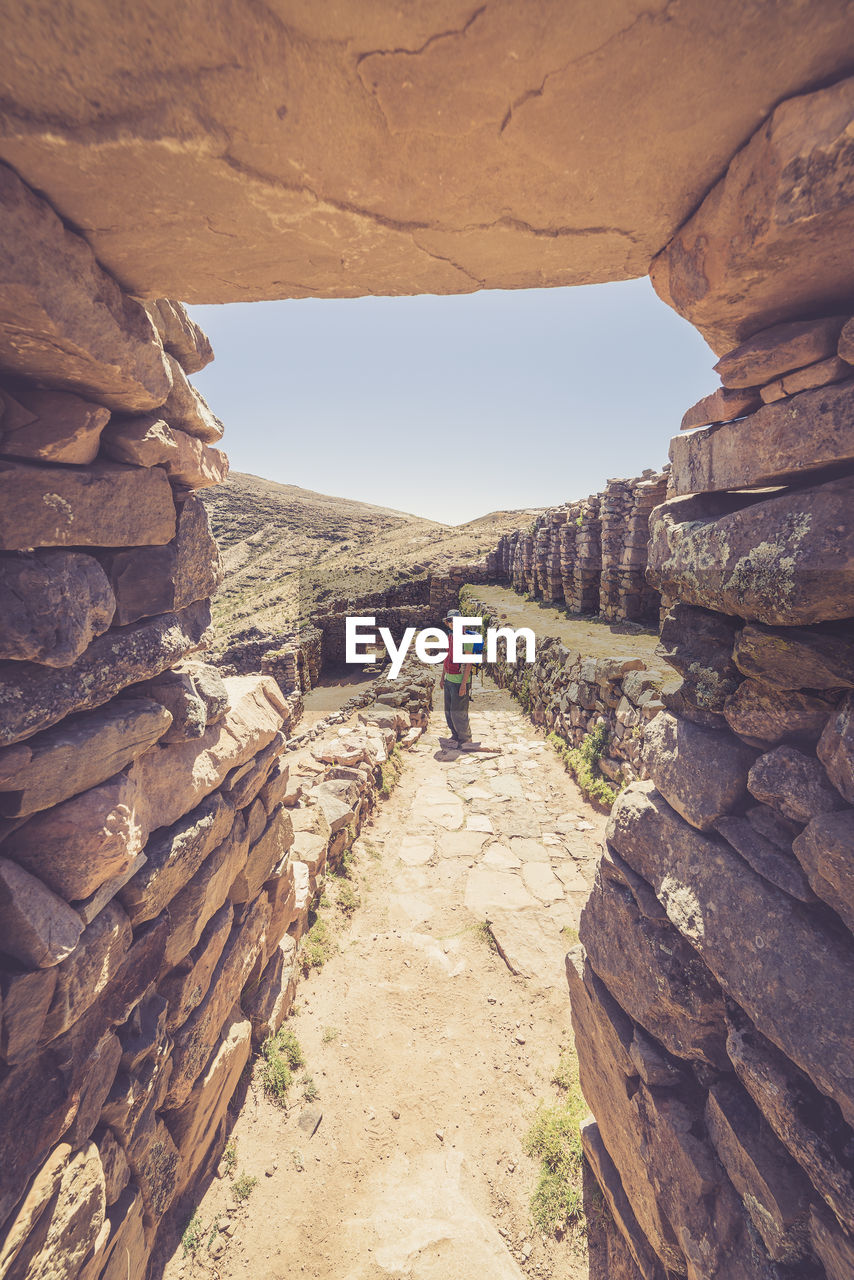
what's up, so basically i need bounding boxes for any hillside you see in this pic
[201,472,537,652]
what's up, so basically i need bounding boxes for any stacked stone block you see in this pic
[575,75,854,1280]
[599,470,669,623]
[0,163,437,1280]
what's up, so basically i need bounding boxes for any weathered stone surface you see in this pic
[566,946,684,1273]
[143,300,213,374]
[41,902,132,1041]
[680,386,762,431]
[64,1031,123,1148]
[647,478,854,625]
[733,621,854,691]
[724,680,837,747]
[568,945,770,1278]
[4,770,146,901]
[96,1127,130,1206]
[0,599,212,747]
[4,7,854,304]
[118,993,170,1075]
[101,414,228,488]
[229,806,293,905]
[264,868,297,956]
[580,1117,663,1280]
[6,676,282,901]
[0,161,170,409]
[0,857,84,968]
[118,792,234,926]
[581,863,728,1067]
[811,1203,854,1280]
[126,1111,181,1227]
[259,758,290,815]
[160,901,233,1031]
[609,782,854,1127]
[714,315,850,389]
[841,318,854,364]
[726,1008,854,1234]
[746,803,804,849]
[97,493,221,626]
[793,811,854,936]
[0,966,57,1064]
[670,380,854,496]
[656,602,742,716]
[781,354,852,396]
[0,1141,106,1280]
[161,813,249,969]
[818,693,854,803]
[242,934,298,1045]
[161,354,224,442]
[0,697,172,817]
[0,383,110,463]
[747,746,845,825]
[651,76,854,351]
[641,710,756,830]
[705,1079,812,1262]
[166,896,270,1108]
[0,550,114,667]
[221,730,286,809]
[88,1187,147,1280]
[758,379,788,405]
[0,459,175,550]
[714,815,815,903]
[165,1006,251,1194]
[131,668,206,742]
[181,660,228,725]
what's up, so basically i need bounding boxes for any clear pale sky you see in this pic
[188,278,716,526]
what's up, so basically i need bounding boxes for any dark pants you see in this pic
[444,680,471,742]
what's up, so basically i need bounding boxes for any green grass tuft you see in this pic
[181,1211,205,1257]
[547,726,619,810]
[301,916,335,972]
[221,1137,238,1177]
[233,1173,258,1202]
[322,1025,340,1043]
[524,1044,588,1236]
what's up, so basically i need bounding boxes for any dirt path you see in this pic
[164,678,607,1280]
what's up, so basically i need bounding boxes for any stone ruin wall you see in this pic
[0,163,436,1280]
[568,76,854,1280]
[486,468,669,625]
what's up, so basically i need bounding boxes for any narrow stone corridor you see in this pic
[161,678,606,1280]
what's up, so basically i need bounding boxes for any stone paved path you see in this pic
[164,677,604,1280]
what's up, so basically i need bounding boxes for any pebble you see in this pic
[265,1166,275,1177]
[515,1034,526,1045]
[391,1109,400,1119]
[435,1130,444,1142]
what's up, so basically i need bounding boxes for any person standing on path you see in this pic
[440,608,473,745]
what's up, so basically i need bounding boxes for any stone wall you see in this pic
[486,469,668,624]
[574,75,854,1280]
[0,163,437,1280]
[461,590,666,792]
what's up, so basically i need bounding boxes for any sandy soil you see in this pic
[160,679,607,1280]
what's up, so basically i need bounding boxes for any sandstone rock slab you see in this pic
[581,863,728,1066]
[118,791,234,925]
[705,1078,812,1262]
[160,901,233,1032]
[96,1128,130,1207]
[0,459,175,550]
[41,901,132,1041]
[715,315,849,388]
[0,1141,106,1280]
[580,1117,663,1280]
[609,781,854,1127]
[733,621,854,690]
[161,353,224,442]
[0,696,172,817]
[670,380,854,496]
[680,386,762,431]
[724,680,837,747]
[0,966,57,1064]
[647,478,854,625]
[101,413,228,488]
[229,805,293,904]
[655,603,742,716]
[714,815,815,903]
[642,710,756,830]
[793,810,854,936]
[83,1187,147,1280]
[0,550,114,667]
[726,1008,854,1234]
[811,1203,854,1280]
[651,76,854,352]
[161,814,250,969]
[144,300,213,373]
[0,161,170,410]
[0,383,110,463]
[165,1006,251,1194]
[818,692,854,803]
[166,896,270,1108]
[748,746,845,824]
[781,354,852,396]
[0,857,84,968]
[0,600,212,747]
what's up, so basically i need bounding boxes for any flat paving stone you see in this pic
[398,836,435,867]
[464,867,537,915]
[508,837,550,863]
[436,830,489,860]
[466,814,494,833]
[521,862,564,904]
